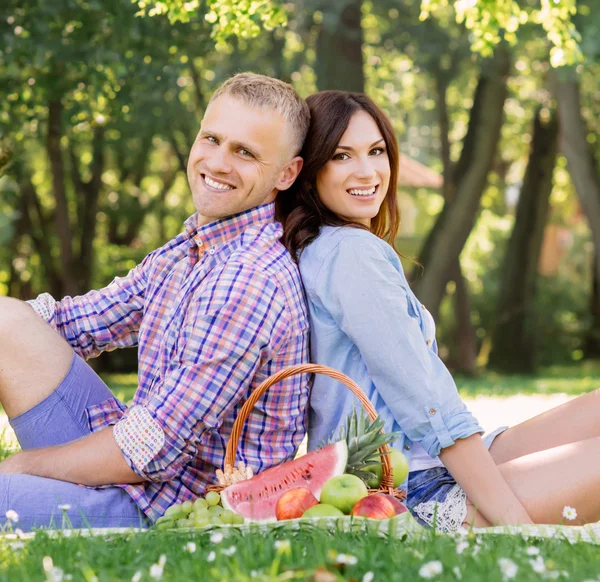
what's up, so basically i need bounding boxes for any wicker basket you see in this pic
[206,363,406,503]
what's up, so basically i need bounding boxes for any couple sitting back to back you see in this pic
[2,73,600,533]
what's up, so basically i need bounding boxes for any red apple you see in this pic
[275,487,319,520]
[350,494,407,519]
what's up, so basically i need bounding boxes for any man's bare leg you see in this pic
[0,297,73,418]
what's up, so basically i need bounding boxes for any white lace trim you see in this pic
[413,483,468,533]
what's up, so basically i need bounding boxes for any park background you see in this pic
[2,0,600,385]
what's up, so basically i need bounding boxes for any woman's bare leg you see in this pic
[464,436,600,527]
[487,388,600,465]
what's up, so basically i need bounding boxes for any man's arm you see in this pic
[0,427,145,486]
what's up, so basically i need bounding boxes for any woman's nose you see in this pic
[353,157,377,180]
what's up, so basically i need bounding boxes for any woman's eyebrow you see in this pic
[336,138,385,151]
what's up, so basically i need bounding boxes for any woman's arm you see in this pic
[439,434,533,526]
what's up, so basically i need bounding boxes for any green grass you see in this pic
[100,362,600,404]
[1,523,600,581]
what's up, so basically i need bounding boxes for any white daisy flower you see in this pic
[221,546,237,557]
[206,551,216,563]
[362,572,375,582]
[530,556,546,574]
[5,510,19,523]
[185,542,196,553]
[498,558,518,580]
[158,555,167,568]
[131,571,142,582]
[562,506,577,521]
[456,540,469,554]
[419,560,443,579]
[210,532,224,544]
[336,553,358,566]
[149,564,163,580]
[57,504,71,511]
[452,566,462,580]
[526,546,540,556]
[274,540,291,552]
[9,541,25,551]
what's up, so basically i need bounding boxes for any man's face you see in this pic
[187,94,302,225]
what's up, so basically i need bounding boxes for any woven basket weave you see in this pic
[206,363,406,502]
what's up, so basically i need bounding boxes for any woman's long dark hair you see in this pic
[277,91,400,260]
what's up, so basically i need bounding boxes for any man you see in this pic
[0,73,311,530]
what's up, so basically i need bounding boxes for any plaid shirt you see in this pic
[28,203,310,521]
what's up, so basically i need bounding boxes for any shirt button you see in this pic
[429,408,436,415]
[404,445,410,451]
[209,247,216,255]
[196,238,203,246]
[427,339,432,346]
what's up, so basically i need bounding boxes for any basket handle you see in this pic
[224,363,395,488]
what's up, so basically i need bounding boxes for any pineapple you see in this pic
[334,408,400,486]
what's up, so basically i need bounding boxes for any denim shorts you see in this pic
[5,352,149,532]
[406,426,508,533]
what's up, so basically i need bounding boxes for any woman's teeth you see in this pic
[348,187,376,197]
[205,176,234,190]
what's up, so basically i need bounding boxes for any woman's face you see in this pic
[315,110,391,227]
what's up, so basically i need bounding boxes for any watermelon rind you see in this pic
[220,440,349,523]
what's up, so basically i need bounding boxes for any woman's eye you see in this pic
[333,152,350,161]
[370,147,385,156]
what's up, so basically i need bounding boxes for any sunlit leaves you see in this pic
[133,0,287,49]
[419,0,583,67]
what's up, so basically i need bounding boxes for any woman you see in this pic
[277,90,600,532]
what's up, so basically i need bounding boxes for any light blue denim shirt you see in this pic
[299,226,484,490]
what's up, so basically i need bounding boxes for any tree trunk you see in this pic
[315,0,364,92]
[411,47,511,319]
[552,70,600,357]
[47,99,77,296]
[435,73,477,374]
[487,109,559,374]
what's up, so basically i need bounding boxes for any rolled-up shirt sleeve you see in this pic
[113,262,290,481]
[314,234,483,458]
[27,251,154,360]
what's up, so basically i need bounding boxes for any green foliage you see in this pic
[133,0,287,49]
[420,0,583,66]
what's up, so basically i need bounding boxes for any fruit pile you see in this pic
[154,410,410,529]
[154,491,245,530]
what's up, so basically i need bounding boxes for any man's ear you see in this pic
[275,157,304,192]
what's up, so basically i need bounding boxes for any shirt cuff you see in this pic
[419,406,484,458]
[27,292,57,323]
[113,405,166,476]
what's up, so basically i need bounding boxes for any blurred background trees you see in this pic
[1,0,599,378]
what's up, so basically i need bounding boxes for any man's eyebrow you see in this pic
[336,138,385,151]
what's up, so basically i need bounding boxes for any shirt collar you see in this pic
[183,202,276,249]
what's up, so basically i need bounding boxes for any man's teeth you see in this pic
[205,176,234,190]
[348,187,376,196]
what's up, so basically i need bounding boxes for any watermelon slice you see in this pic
[221,440,348,523]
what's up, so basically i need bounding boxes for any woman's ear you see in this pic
[276,157,304,192]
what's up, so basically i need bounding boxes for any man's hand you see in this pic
[0,427,145,486]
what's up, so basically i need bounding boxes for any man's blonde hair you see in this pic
[209,72,310,157]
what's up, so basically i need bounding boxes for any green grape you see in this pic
[205,491,221,506]
[208,505,223,516]
[193,497,209,510]
[209,515,223,524]
[221,509,235,524]
[154,516,175,530]
[181,500,194,514]
[175,518,194,529]
[232,513,245,525]
[193,508,210,520]
[164,504,188,520]
[192,513,211,527]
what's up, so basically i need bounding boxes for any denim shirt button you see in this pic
[429,408,436,415]
[404,445,410,450]
[426,339,432,346]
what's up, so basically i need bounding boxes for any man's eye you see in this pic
[370,147,386,156]
[332,152,350,161]
[239,149,253,157]
[205,136,218,144]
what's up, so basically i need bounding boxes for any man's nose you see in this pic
[205,146,233,175]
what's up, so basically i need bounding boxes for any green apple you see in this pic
[320,474,368,514]
[363,449,410,488]
[302,504,345,518]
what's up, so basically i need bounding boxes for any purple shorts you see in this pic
[4,353,149,531]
